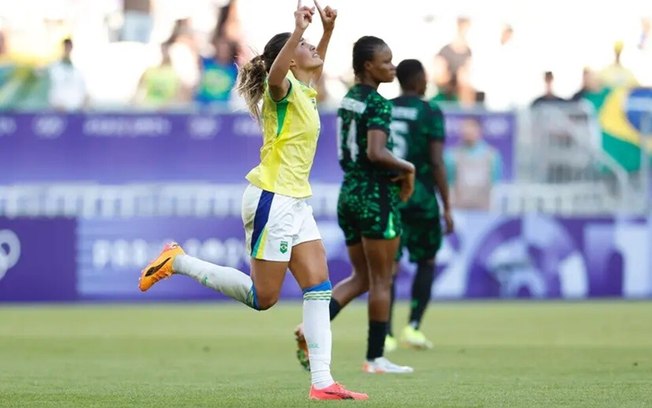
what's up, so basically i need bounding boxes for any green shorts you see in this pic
[337,177,402,245]
[395,212,442,262]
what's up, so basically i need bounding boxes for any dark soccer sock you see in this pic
[329,298,342,320]
[387,276,397,337]
[366,320,387,360]
[409,260,436,329]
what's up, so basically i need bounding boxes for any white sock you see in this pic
[173,254,257,309]
[303,281,335,389]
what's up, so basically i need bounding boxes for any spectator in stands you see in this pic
[167,18,200,93]
[430,73,459,104]
[571,68,607,103]
[456,62,482,107]
[430,69,482,108]
[121,0,154,43]
[530,71,565,107]
[445,116,502,210]
[48,38,87,111]
[214,3,241,46]
[212,0,252,67]
[434,16,472,91]
[134,42,185,109]
[194,36,238,108]
[599,41,638,89]
[431,16,480,110]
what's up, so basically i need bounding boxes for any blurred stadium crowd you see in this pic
[1,0,651,110]
[0,0,651,216]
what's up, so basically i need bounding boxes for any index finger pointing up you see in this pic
[313,0,324,14]
[297,0,302,10]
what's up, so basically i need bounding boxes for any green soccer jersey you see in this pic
[390,95,446,214]
[337,84,394,179]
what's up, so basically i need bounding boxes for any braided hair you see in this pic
[352,36,387,79]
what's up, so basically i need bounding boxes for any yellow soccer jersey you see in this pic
[245,72,320,198]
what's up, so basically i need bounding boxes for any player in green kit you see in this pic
[295,36,416,374]
[385,59,454,351]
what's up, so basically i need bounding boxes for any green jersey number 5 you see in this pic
[390,120,408,159]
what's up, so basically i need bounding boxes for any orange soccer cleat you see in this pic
[138,242,185,292]
[309,383,369,401]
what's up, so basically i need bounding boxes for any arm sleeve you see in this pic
[366,94,392,133]
[424,102,446,142]
[265,76,294,104]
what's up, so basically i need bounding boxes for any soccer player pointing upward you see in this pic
[139,1,367,401]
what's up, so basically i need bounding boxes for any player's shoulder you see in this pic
[340,85,390,115]
[426,98,444,113]
[340,86,369,115]
[366,86,388,103]
[391,98,419,121]
[364,88,391,116]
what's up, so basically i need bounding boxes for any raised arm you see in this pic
[267,2,314,101]
[313,0,337,81]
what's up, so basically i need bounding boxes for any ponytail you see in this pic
[236,32,292,121]
[236,55,267,121]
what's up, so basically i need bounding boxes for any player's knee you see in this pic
[351,273,369,293]
[368,278,392,294]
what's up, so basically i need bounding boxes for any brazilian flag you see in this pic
[0,63,50,110]
[591,87,652,172]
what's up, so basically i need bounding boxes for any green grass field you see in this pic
[1,301,651,407]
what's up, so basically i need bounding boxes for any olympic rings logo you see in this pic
[0,230,21,281]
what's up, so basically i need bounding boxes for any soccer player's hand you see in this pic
[313,0,337,31]
[400,172,415,202]
[295,1,315,30]
[392,168,414,202]
[443,209,454,234]
[391,163,415,202]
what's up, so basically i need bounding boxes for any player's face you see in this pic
[366,45,396,84]
[293,38,323,70]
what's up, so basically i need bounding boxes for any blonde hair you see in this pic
[236,55,267,121]
[236,32,291,121]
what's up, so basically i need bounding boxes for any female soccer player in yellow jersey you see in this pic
[139,1,367,401]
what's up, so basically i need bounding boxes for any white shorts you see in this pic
[242,184,321,262]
